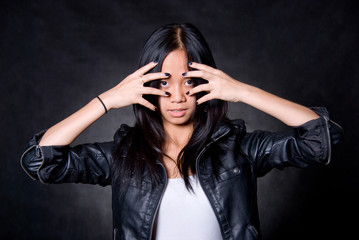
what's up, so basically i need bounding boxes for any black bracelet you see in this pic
[96,96,108,114]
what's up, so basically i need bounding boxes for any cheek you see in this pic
[187,95,197,108]
[158,96,166,109]
[187,95,197,106]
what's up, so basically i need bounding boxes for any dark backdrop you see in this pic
[1,0,358,239]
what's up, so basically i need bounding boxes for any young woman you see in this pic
[21,23,342,240]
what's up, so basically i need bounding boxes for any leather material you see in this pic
[20,107,342,240]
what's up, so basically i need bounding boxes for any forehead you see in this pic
[161,49,189,72]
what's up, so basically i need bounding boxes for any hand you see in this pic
[100,61,170,111]
[184,62,246,105]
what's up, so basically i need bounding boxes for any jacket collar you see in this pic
[210,121,232,141]
[211,119,245,141]
[210,119,246,142]
[115,119,245,143]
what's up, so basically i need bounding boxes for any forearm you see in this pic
[185,62,320,126]
[240,83,319,126]
[38,62,168,146]
[39,97,107,146]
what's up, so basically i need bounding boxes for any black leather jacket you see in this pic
[20,107,342,240]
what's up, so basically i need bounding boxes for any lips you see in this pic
[168,108,187,117]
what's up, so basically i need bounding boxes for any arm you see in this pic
[21,61,169,184]
[241,111,330,176]
[21,131,116,186]
[185,62,318,126]
[185,62,342,172]
[232,84,319,126]
[39,61,169,146]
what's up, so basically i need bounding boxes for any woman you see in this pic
[21,23,342,240]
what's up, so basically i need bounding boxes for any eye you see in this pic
[160,81,169,87]
[185,79,194,86]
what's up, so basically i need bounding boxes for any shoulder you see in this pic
[223,118,247,136]
[113,124,134,143]
[212,118,247,141]
[229,119,246,132]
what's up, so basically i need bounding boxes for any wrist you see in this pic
[96,96,108,114]
[97,91,114,112]
[234,81,252,103]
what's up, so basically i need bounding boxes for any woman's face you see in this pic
[158,49,197,129]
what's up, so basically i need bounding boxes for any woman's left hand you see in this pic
[184,62,246,105]
[185,62,320,126]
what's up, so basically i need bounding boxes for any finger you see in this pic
[142,72,170,83]
[187,83,211,95]
[138,98,157,111]
[134,61,158,76]
[188,62,218,73]
[184,70,214,81]
[197,93,215,105]
[141,87,169,96]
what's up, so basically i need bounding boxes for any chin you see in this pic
[169,119,192,126]
[162,115,194,127]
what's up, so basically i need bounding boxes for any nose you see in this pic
[169,84,186,103]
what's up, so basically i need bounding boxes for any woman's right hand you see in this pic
[99,61,170,111]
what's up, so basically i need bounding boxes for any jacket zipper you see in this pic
[148,162,168,239]
[249,224,259,236]
[20,145,37,180]
[35,145,48,184]
[196,129,231,240]
[323,116,332,165]
[323,117,342,165]
[20,145,46,183]
[148,129,230,239]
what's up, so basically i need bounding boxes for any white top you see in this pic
[154,175,222,240]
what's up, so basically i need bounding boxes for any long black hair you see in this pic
[114,23,228,192]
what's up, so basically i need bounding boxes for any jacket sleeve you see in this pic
[20,128,125,186]
[240,107,343,177]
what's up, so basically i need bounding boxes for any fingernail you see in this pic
[165,91,171,96]
[154,107,158,111]
[186,91,189,95]
[182,72,187,76]
[188,62,192,65]
[153,60,158,63]
[196,101,199,105]
[164,73,170,76]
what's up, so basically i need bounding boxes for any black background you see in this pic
[1,0,358,239]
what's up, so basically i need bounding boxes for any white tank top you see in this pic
[154,175,222,240]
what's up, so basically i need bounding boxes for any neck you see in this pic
[163,122,194,148]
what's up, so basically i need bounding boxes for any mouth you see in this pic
[168,108,187,117]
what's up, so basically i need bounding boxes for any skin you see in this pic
[185,62,319,126]
[158,50,197,178]
[158,50,197,130]
[38,61,170,146]
[39,49,319,178]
